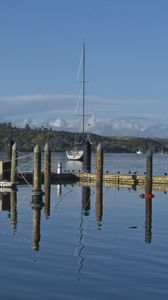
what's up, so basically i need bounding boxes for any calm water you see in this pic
[3,151,168,174]
[0,153,168,299]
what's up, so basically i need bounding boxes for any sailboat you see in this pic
[66,43,86,161]
[136,149,142,155]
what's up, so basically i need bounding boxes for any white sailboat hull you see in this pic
[66,150,84,161]
[136,150,142,154]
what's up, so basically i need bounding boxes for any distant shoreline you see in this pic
[0,122,167,153]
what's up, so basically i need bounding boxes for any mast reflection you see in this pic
[77,186,91,282]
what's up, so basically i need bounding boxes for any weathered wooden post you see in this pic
[96,143,103,188]
[96,143,103,225]
[44,143,51,218]
[44,143,51,190]
[84,140,91,172]
[146,149,153,195]
[33,144,42,194]
[7,139,14,161]
[32,145,43,247]
[10,143,17,183]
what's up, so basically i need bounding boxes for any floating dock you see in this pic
[17,171,168,188]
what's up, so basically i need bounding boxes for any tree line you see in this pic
[0,122,167,153]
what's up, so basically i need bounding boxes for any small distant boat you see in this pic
[136,149,142,155]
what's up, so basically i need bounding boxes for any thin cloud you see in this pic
[0,93,164,123]
[0,94,75,102]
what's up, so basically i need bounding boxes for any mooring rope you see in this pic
[17,166,32,187]
[18,159,34,169]
[16,153,33,161]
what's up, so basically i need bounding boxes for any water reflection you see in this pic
[0,183,160,254]
[145,199,152,243]
[0,191,10,211]
[44,186,51,218]
[0,191,17,234]
[10,191,17,233]
[82,186,90,216]
[31,195,43,251]
[66,160,83,172]
[77,186,91,282]
[96,185,103,228]
[56,183,62,196]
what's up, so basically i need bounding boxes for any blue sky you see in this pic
[0,0,168,136]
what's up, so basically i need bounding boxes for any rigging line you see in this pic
[16,153,34,160]
[76,50,83,82]
[74,86,82,115]
[2,152,33,164]
[56,175,74,191]
[17,167,32,186]
[55,188,73,209]
[18,159,34,169]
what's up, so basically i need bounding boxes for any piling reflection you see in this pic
[0,190,17,233]
[0,192,10,211]
[96,185,103,228]
[10,191,17,233]
[145,199,152,243]
[0,183,157,252]
[82,186,90,216]
[31,195,43,251]
[44,186,51,218]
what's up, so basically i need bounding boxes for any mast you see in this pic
[82,43,85,135]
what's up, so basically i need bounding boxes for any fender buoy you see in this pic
[140,193,155,199]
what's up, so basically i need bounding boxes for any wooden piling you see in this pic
[96,143,103,188]
[44,143,51,190]
[146,149,153,195]
[33,144,41,193]
[7,139,14,161]
[84,140,91,172]
[95,143,103,226]
[44,144,51,217]
[10,143,17,183]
